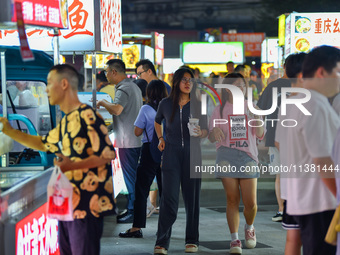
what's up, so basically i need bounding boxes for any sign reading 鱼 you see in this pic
[0,0,122,52]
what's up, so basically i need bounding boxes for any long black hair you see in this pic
[169,67,194,122]
[220,73,247,117]
[146,79,168,110]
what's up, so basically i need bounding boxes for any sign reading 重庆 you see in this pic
[285,12,340,57]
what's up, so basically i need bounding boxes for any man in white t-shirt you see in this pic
[276,45,340,255]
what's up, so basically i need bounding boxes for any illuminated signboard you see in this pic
[261,38,283,68]
[0,0,122,53]
[11,0,68,29]
[181,42,244,64]
[284,14,292,57]
[154,32,164,65]
[285,12,340,57]
[15,203,59,255]
[221,33,264,57]
[122,44,141,69]
[278,14,286,46]
[100,0,122,53]
[84,54,115,69]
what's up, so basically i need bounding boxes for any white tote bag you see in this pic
[47,166,74,221]
[111,148,128,198]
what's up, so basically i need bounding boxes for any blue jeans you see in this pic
[119,147,141,211]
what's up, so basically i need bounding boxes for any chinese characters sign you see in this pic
[0,0,122,53]
[221,33,265,57]
[16,203,59,255]
[15,1,34,61]
[100,0,122,53]
[285,12,340,57]
[11,0,68,29]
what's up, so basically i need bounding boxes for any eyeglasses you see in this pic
[104,69,116,76]
[137,69,148,77]
[181,77,192,83]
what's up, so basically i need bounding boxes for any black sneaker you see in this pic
[119,229,143,238]
[117,212,134,223]
[272,212,283,222]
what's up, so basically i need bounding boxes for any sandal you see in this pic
[154,246,167,254]
[185,244,198,253]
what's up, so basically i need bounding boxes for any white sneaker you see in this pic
[244,225,256,249]
[147,206,157,218]
[230,239,242,254]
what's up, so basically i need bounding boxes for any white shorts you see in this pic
[268,147,281,175]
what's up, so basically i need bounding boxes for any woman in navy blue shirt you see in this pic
[154,68,208,254]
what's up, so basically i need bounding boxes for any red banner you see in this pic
[12,0,68,29]
[15,2,34,62]
[16,203,59,255]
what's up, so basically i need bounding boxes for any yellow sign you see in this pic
[278,14,286,46]
[122,44,141,69]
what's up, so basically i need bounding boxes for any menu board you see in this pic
[285,12,340,57]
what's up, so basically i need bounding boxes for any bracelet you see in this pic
[158,136,164,140]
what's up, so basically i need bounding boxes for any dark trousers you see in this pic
[133,143,162,228]
[119,147,141,211]
[155,144,201,250]
[293,210,336,255]
[58,216,104,255]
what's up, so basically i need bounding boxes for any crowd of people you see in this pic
[1,45,340,255]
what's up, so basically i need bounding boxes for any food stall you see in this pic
[122,33,164,77]
[0,0,122,254]
[0,0,122,110]
[0,1,62,249]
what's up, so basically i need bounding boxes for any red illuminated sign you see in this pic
[11,0,68,29]
[222,32,265,57]
[16,203,59,255]
[15,1,34,62]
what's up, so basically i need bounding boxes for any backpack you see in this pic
[144,103,163,164]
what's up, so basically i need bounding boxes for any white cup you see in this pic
[188,118,199,136]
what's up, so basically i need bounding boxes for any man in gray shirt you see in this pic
[98,59,142,223]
